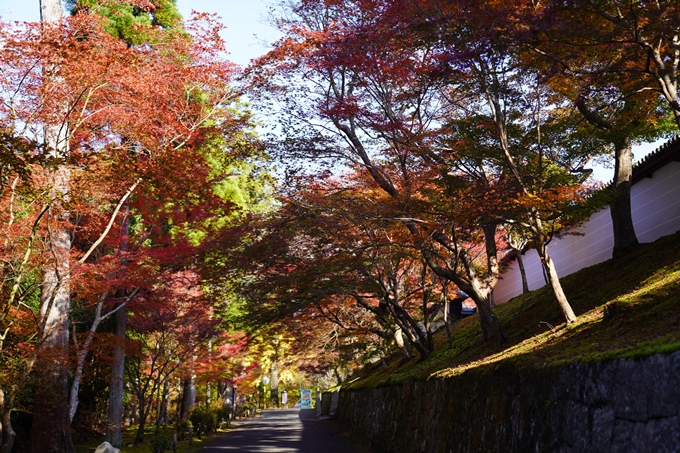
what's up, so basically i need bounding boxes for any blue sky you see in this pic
[0,0,280,66]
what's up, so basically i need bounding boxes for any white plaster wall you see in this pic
[631,161,680,242]
[494,160,680,304]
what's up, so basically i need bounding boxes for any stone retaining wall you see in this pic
[336,351,680,452]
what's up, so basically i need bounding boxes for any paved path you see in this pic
[201,409,372,453]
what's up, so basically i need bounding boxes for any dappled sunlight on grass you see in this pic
[617,268,680,305]
[74,426,223,453]
[432,306,609,379]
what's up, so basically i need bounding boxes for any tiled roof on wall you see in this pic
[631,134,680,185]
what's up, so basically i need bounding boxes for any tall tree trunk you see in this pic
[0,390,16,453]
[576,95,639,256]
[130,398,138,425]
[30,145,73,453]
[442,298,454,349]
[611,135,638,256]
[155,379,169,436]
[423,227,507,346]
[472,225,507,345]
[420,275,434,352]
[30,335,73,453]
[508,232,531,294]
[472,294,506,345]
[205,338,212,409]
[179,375,194,420]
[476,224,506,344]
[530,209,576,324]
[516,252,530,294]
[269,361,279,408]
[40,0,63,21]
[106,207,130,448]
[106,304,127,447]
[161,380,169,428]
[219,383,235,421]
[133,398,147,446]
[30,2,74,452]
[535,238,577,325]
[385,301,431,360]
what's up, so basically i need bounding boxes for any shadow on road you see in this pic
[201,408,372,452]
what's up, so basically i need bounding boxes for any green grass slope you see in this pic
[344,230,680,389]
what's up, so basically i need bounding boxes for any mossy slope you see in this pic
[344,230,680,389]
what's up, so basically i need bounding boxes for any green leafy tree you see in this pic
[527,0,675,255]
[66,0,183,45]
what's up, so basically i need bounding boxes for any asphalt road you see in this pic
[201,409,373,453]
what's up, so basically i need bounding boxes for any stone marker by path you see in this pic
[94,441,121,453]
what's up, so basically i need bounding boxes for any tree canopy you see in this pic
[1,0,678,450]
